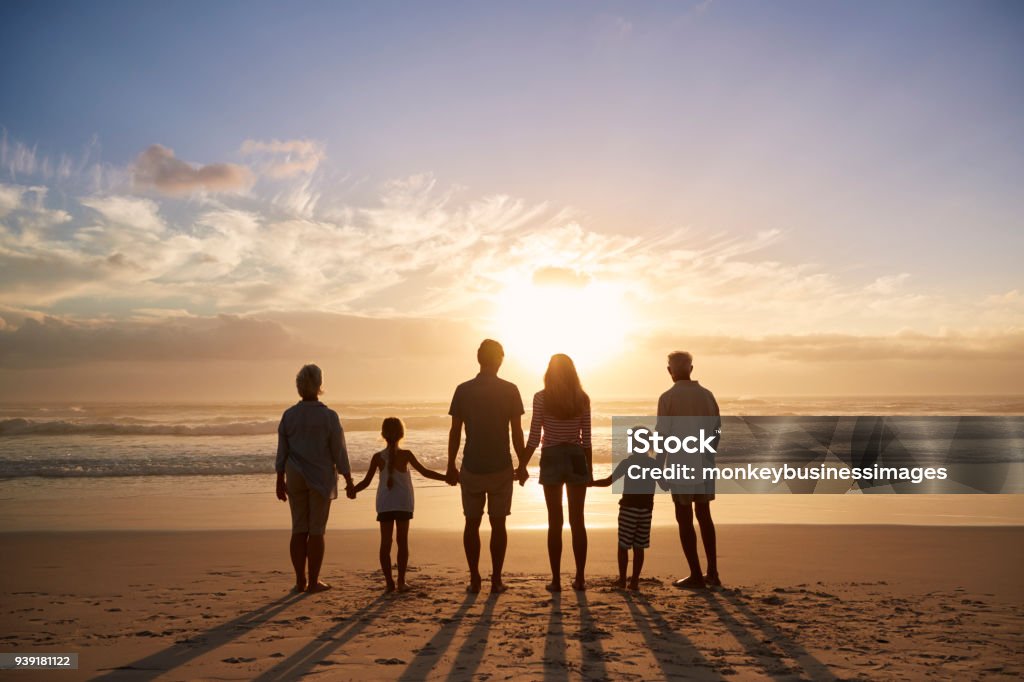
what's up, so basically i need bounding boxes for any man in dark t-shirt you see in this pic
[447,339,526,594]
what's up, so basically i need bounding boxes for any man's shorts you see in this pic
[672,493,716,504]
[460,467,514,519]
[286,463,331,535]
[617,505,653,549]
[538,444,590,486]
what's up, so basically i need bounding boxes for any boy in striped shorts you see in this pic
[591,449,657,590]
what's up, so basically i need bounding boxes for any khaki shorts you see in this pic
[460,467,514,519]
[286,463,331,535]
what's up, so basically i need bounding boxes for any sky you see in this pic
[0,0,1022,402]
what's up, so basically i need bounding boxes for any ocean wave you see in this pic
[0,416,461,436]
[0,459,279,478]
[0,451,456,479]
[0,414,627,437]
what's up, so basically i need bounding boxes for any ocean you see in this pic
[2,397,1022,531]
[2,396,1023,479]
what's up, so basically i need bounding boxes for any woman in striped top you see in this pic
[516,354,592,592]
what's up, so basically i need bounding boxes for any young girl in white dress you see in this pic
[352,418,446,592]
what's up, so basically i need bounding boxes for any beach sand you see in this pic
[2,525,1022,680]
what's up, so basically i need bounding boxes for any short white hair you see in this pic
[296,364,323,400]
[667,351,693,373]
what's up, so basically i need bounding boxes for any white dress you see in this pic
[375,449,415,516]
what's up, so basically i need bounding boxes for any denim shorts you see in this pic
[539,444,590,486]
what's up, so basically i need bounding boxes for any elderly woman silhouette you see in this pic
[275,364,353,593]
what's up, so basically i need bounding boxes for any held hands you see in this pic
[445,465,460,486]
[515,464,529,487]
[344,478,356,500]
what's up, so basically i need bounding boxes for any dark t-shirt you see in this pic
[612,455,657,510]
[449,373,525,474]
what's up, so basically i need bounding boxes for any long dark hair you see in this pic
[381,417,405,489]
[543,354,589,419]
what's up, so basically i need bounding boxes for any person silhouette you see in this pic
[516,354,593,592]
[446,340,527,594]
[657,351,722,589]
[274,364,353,593]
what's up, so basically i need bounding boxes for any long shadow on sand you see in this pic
[93,591,307,680]
[624,592,723,681]
[574,591,609,680]
[396,592,477,681]
[444,592,498,681]
[710,590,837,681]
[543,592,568,682]
[251,593,392,680]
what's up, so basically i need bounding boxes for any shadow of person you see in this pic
[397,592,478,681]
[444,592,500,681]
[574,591,609,681]
[252,593,392,681]
[93,591,306,680]
[624,592,722,680]
[712,591,837,681]
[543,592,568,682]
[690,590,802,680]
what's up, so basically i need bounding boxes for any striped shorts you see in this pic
[617,506,653,549]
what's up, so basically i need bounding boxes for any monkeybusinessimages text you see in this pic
[625,427,949,486]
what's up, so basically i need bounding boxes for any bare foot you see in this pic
[385,581,396,593]
[627,577,640,591]
[466,575,482,594]
[490,580,508,594]
[397,582,411,593]
[545,582,561,592]
[614,577,627,590]
[704,572,722,588]
[306,581,332,593]
[292,580,307,593]
[673,575,706,589]
[572,578,586,592]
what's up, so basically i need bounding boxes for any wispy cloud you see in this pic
[1,129,1022,378]
[1,165,1021,338]
[240,138,325,179]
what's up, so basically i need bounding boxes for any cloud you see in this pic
[1,131,116,193]
[132,144,253,195]
[80,195,165,233]
[865,273,911,295]
[532,266,591,288]
[240,138,324,179]
[0,310,483,372]
[641,330,1024,363]
[0,183,24,217]
[0,314,315,368]
[3,147,1023,344]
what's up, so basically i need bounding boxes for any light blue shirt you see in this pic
[275,401,350,500]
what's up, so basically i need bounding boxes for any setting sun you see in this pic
[492,277,631,375]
